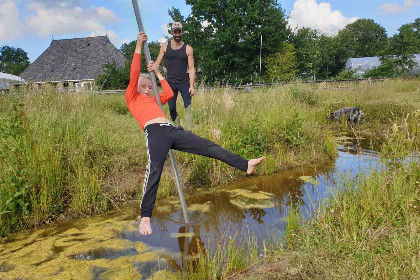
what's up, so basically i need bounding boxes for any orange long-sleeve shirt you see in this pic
[126,53,174,130]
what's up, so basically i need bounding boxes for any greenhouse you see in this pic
[345,57,381,76]
[345,54,420,76]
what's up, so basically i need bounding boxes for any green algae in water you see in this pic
[0,215,160,280]
[169,232,196,238]
[187,201,212,213]
[299,176,320,185]
[229,196,275,209]
[0,263,15,273]
[227,189,275,209]
[71,247,139,260]
[227,189,274,200]
[155,204,174,214]
[146,269,177,280]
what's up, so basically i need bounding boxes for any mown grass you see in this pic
[0,78,418,237]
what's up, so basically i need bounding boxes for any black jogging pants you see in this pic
[140,123,248,218]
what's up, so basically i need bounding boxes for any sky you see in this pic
[0,0,419,63]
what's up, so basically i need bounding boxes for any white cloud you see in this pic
[288,0,359,35]
[161,24,170,36]
[0,0,24,42]
[158,24,170,45]
[89,30,128,47]
[158,37,168,45]
[379,0,420,14]
[26,1,119,37]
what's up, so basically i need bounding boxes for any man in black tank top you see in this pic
[155,22,196,130]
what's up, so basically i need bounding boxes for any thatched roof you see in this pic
[20,36,126,82]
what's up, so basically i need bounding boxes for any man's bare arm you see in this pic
[187,45,196,96]
[154,42,167,70]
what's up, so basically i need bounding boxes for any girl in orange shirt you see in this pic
[127,32,265,235]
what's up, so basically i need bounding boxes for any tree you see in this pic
[333,19,388,76]
[170,0,289,84]
[412,17,420,50]
[96,62,130,90]
[0,46,30,75]
[290,28,321,80]
[386,23,419,73]
[340,19,388,57]
[364,18,420,78]
[96,40,161,90]
[120,41,161,73]
[265,43,297,82]
[317,35,337,79]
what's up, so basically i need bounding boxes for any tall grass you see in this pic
[177,229,283,279]
[0,91,144,235]
[275,116,419,279]
[287,165,420,278]
[179,104,420,279]
[0,78,418,236]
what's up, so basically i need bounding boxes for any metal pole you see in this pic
[131,0,189,224]
[259,35,262,85]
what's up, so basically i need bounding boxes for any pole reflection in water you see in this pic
[162,225,205,272]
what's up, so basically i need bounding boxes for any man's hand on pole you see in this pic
[147,61,164,81]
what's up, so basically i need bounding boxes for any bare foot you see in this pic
[247,157,265,174]
[139,217,152,235]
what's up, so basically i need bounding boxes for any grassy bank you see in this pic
[187,110,419,279]
[280,114,420,279]
[0,78,418,236]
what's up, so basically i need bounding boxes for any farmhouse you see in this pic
[18,36,126,91]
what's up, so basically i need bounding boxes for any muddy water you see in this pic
[0,134,382,279]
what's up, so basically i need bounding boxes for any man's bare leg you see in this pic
[247,157,265,174]
[139,217,152,235]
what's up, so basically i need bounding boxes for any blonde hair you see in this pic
[139,73,151,80]
[137,74,153,94]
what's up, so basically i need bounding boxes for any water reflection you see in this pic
[161,225,205,272]
[137,158,336,257]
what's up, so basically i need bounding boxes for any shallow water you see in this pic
[0,133,383,279]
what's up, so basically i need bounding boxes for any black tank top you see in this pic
[165,41,188,84]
